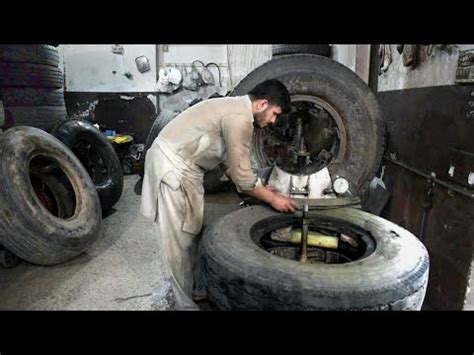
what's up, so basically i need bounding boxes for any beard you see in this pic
[253,110,266,128]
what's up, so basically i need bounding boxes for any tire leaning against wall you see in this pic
[3,106,67,132]
[138,110,232,194]
[138,110,178,178]
[52,119,124,215]
[0,63,63,88]
[0,88,65,107]
[0,126,102,265]
[231,54,385,198]
[0,45,67,132]
[0,45,60,67]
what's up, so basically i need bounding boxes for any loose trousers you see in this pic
[156,178,205,310]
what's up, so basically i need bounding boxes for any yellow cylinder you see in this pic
[290,229,339,249]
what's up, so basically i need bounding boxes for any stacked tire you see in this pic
[0,46,109,267]
[272,44,332,58]
[0,45,67,132]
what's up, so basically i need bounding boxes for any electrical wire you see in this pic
[206,62,222,87]
[191,60,206,70]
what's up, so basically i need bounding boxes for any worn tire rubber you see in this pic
[0,45,60,67]
[29,170,78,220]
[0,63,63,88]
[0,249,21,268]
[0,126,102,265]
[138,110,178,178]
[231,54,385,197]
[3,106,67,132]
[138,110,232,193]
[52,119,123,214]
[0,87,65,107]
[202,165,233,194]
[144,110,178,153]
[202,205,429,310]
[272,44,331,57]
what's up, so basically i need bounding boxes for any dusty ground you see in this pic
[0,175,240,310]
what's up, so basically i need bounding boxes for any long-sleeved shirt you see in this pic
[157,95,262,192]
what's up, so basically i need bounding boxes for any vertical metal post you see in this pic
[300,204,309,262]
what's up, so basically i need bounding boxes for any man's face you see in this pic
[254,103,283,128]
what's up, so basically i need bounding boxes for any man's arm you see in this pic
[221,166,295,212]
[220,114,296,213]
[246,185,296,213]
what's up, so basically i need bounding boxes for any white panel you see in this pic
[227,45,272,87]
[63,45,157,92]
[163,45,227,64]
[331,45,357,72]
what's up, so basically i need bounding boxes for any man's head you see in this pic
[248,79,291,128]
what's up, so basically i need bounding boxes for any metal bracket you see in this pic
[383,155,474,199]
[290,175,309,196]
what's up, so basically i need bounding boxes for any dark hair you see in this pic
[248,79,291,114]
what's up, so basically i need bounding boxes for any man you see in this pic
[140,79,296,310]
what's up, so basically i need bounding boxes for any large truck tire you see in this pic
[0,126,102,265]
[202,205,429,310]
[272,44,331,57]
[52,119,123,215]
[231,54,385,198]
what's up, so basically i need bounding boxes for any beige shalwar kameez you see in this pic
[140,95,262,309]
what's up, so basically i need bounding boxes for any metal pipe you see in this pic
[300,204,309,263]
[419,177,434,242]
[383,156,474,199]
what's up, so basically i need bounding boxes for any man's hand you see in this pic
[246,185,296,214]
[269,193,296,213]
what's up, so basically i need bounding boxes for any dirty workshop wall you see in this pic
[377,83,474,310]
[157,45,272,112]
[374,44,474,309]
[377,45,474,91]
[60,45,158,144]
[61,45,273,142]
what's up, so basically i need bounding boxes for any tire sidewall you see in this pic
[202,205,429,310]
[231,54,385,196]
[53,119,123,213]
[0,126,102,264]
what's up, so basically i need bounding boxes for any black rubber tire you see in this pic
[231,54,385,197]
[0,126,102,265]
[138,110,178,178]
[52,119,124,215]
[3,106,67,132]
[272,45,331,57]
[0,45,60,67]
[202,205,429,310]
[0,87,65,107]
[29,170,77,220]
[138,110,232,193]
[0,63,63,88]
[144,110,179,152]
[202,165,233,194]
[0,248,21,268]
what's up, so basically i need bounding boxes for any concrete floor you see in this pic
[0,175,240,310]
